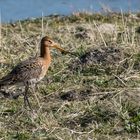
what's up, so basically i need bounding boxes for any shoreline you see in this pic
[1,11,140,24]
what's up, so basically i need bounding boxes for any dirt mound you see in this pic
[60,89,93,101]
[80,46,122,66]
[74,26,92,39]
[69,46,126,75]
[60,90,78,101]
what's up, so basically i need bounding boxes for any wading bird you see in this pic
[0,36,69,109]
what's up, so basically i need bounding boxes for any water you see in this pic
[0,0,140,23]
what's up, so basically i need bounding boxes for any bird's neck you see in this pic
[40,45,51,63]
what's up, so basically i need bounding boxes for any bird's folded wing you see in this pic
[0,58,43,86]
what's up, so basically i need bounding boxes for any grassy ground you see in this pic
[0,12,140,139]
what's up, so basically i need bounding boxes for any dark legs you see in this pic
[24,83,32,110]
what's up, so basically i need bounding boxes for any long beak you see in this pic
[52,43,78,56]
[53,43,70,54]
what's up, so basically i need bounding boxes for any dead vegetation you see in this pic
[0,12,140,139]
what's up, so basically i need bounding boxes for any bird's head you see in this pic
[41,36,68,54]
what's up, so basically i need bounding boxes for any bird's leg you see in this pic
[31,83,41,108]
[24,84,32,110]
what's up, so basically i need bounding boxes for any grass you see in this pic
[0,12,140,139]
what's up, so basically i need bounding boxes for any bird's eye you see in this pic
[48,40,52,43]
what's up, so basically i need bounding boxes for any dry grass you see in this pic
[0,12,140,139]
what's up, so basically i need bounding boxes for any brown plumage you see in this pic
[0,36,69,109]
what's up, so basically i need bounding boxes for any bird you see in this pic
[0,36,69,109]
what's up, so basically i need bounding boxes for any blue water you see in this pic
[0,0,140,23]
